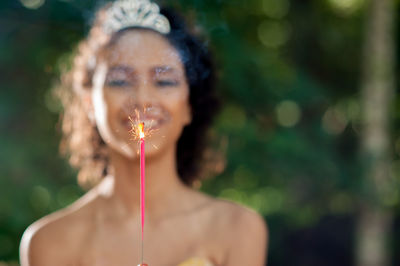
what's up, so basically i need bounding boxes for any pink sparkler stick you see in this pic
[140,136,145,240]
[138,122,146,266]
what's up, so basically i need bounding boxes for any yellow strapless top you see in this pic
[177,258,213,266]
[139,258,213,266]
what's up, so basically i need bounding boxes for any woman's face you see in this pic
[91,30,191,159]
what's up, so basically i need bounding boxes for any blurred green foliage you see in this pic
[1,0,400,265]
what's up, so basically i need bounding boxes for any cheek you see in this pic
[95,88,125,135]
[163,87,191,124]
[178,97,191,125]
[104,91,123,115]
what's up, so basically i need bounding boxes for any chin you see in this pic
[140,135,172,158]
[114,135,171,160]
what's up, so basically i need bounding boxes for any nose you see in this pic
[124,78,154,113]
[135,79,153,105]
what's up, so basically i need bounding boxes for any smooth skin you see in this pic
[20,30,268,266]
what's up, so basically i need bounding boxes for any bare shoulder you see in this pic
[19,189,98,266]
[211,198,268,238]
[209,198,269,266]
[188,191,268,238]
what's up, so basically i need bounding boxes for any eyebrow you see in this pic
[106,65,179,76]
[108,65,134,73]
[152,66,177,75]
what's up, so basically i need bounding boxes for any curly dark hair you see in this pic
[55,3,220,188]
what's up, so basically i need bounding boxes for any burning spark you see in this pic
[128,110,159,141]
[138,122,145,139]
[128,116,144,140]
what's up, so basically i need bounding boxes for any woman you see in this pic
[20,0,268,265]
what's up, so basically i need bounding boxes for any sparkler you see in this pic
[128,109,161,266]
[138,122,146,266]
[129,118,147,266]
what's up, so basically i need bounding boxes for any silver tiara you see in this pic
[103,0,171,34]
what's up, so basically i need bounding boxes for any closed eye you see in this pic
[106,79,131,87]
[156,80,179,87]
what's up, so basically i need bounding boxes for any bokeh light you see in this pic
[275,100,301,127]
[219,188,245,203]
[233,165,258,189]
[19,0,45,9]
[218,104,247,130]
[255,186,284,215]
[328,0,366,16]
[322,105,348,135]
[258,20,291,48]
[30,186,51,212]
[262,0,290,19]
[57,186,81,207]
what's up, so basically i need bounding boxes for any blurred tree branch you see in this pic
[357,0,396,265]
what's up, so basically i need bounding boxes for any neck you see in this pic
[99,144,187,220]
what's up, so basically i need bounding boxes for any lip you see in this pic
[120,105,171,133]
